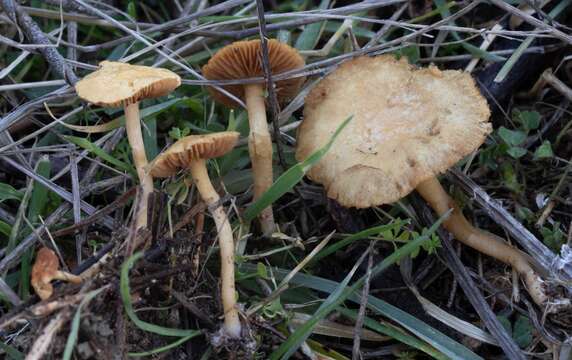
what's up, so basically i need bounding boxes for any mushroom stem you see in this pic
[416,177,547,306]
[124,102,154,230]
[189,159,241,338]
[244,83,276,236]
[52,271,82,284]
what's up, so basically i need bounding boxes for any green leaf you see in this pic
[65,136,136,177]
[433,0,505,62]
[506,147,527,159]
[244,116,352,222]
[534,141,553,159]
[312,220,408,263]
[244,215,480,360]
[0,341,24,360]
[127,1,137,19]
[0,220,11,237]
[518,111,540,131]
[295,0,330,50]
[66,98,186,133]
[0,183,22,203]
[271,214,454,359]
[513,315,533,348]
[397,46,421,64]
[498,127,527,146]
[338,308,448,360]
[271,248,367,359]
[120,252,202,338]
[63,288,105,360]
[128,335,196,357]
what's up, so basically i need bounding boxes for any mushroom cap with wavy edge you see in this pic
[295,55,492,208]
[75,61,181,107]
[202,39,305,107]
[31,247,62,300]
[150,132,240,178]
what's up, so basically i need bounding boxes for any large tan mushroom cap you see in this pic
[75,61,181,107]
[150,132,240,177]
[296,55,491,208]
[202,39,305,107]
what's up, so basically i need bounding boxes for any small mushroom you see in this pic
[202,39,305,236]
[150,132,241,337]
[296,55,549,306]
[31,247,82,300]
[75,61,181,231]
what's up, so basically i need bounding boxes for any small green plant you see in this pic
[540,222,566,252]
[168,126,190,140]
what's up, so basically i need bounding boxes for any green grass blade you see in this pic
[120,252,202,338]
[65,135,136,176]
[0,341,24,360]
[0,183,22,203]
[312,219,409,263]
[65,98,185,133]
[271,249,368,359]
[295,0,330,50]
[433,0,504,62]
[245,214,481,360]
[63,287,105,360]
[271,217,447,359]
[338,307,448,360]
[244,116,352,222]
[127,334,196,357]
[494,0,571,83]
[20,157,50,299]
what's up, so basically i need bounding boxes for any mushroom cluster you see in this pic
[296,55,549,306]
[69,39,559,349]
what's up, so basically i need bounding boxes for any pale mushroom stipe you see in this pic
[296,55,553,307]
[150,132,242,338]
[202,39,305,236]
[75,61,181,231]
[31,247,82,300]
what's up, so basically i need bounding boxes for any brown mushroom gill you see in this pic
[75,61,181,231]
[150,132,242,338]
[296,55,549,306]
[202,39,305,236]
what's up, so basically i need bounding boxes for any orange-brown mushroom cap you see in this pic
[295,55,491,208]
[31,247,81,300]
[202,39,305,107]
[75,61,181,107]
[150,132,240,178]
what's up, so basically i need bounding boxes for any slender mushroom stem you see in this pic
[244,83,276,236]
[416,177,547,306]
[124,102,154,231]
[189,159,241,338]
[52,271,82,284]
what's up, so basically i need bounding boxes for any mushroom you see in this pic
[295,55,549,306]
[75,61,181,231]
[31,247,82,300]
[202,39,305,236]
[149,131,241,337]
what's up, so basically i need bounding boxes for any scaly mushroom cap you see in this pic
[202,39,305,107]
[31,247,61,300]
[296,55,491,208]
[150,132,240,177]
[75,61,181,107]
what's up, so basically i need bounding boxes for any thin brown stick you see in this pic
[1,0,77,84]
